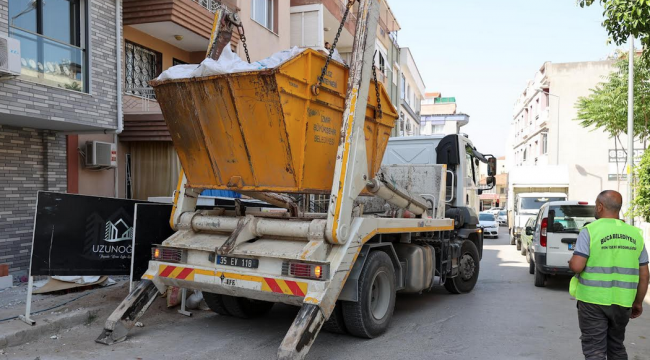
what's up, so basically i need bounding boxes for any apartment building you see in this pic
[119,0,290,201]
[0,0,121,277]
[507,60,640,205]
[398,47,424,136]
[420,92,469,135]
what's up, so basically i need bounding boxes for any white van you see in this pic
[528,201,596,287]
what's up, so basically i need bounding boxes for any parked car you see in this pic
[520,217,536,261]
[528,201,596,287]
[487,207,501,215]
[479,212,499,238]
[497,210,507,227]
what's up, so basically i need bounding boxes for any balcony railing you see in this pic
[9,26,86,92]
[123,87,161,113]
[192,0,220,12]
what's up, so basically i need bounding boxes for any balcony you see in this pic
[121,88,171,142]
[9,27,86,92]
[123,0,215,51]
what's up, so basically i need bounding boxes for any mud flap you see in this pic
[95,280,160,345]
[277,304,325,360]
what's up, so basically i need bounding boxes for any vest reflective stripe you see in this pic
[574,218,644,307]
[583,266,640,276]
[578,277,638,289]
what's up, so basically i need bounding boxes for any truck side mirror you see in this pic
[525,226,533,236]
[487,157,497,176]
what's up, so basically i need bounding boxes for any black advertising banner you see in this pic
[30,191,150,276]
[130,203,174,280]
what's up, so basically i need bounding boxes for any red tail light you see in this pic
[540,218,548,247]
[578,201,588,205]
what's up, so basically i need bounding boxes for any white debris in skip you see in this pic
[157,46,346,81]
[135,322,144,327]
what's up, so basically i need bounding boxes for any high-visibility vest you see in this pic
[573,218,644,307]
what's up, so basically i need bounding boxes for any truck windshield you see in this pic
[520,197,565,210]
[548,205,596,233]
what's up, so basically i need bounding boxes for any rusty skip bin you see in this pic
[150,49,398,194]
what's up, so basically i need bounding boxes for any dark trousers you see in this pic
[577,300,632,360]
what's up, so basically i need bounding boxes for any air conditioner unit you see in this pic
[85,141,117,168]
[0,35,21,76]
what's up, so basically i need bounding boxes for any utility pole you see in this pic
[627,35,635,224]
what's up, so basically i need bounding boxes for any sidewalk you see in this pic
[0,279,130,349]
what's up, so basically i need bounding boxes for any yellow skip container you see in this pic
[151,49,397,194]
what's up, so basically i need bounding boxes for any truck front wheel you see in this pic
[444,240,480,294]
[342,251,396,338]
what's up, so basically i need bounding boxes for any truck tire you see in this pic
[342,251,396,339]
[203,292,231,316]
[222,295,274,319]
[322,301,347,334]
[516,240,521,251]
[444,240,480,294]
[534,267,546,287]
[520,244,526,256]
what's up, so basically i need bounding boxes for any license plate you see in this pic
[568,243,575,250]
[216,256,259,269]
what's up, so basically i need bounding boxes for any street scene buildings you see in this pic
[0,1,649,359]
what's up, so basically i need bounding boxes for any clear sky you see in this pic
[389,0,620,157]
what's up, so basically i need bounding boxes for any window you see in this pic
[400,74,406,99]
[523,148,527,161]
[125,41,162,95]
[542,133,548,154]
[9,0,86,92]
[406,84,411,105]
[252,0,275,32]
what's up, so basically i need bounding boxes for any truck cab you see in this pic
[383,134,496,256]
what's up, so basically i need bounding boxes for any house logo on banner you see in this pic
[85,208,134,260]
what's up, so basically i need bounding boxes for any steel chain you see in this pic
[237,25,251,64]
[313,0,356,95]
[371,56,383,119]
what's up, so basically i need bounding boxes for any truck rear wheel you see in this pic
[203,292,231,316]
[444,240,480,294]
[222,295,274,319]
[342,251,396,339]
[322,301,347,334]
[516,240,522,251]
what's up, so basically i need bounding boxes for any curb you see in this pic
[0,307,101,349]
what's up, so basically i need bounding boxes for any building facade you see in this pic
[507,60,640,205]
[0,0,121,277]
[398,47,424,136]
[420,92,469,136]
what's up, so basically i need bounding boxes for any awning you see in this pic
[479,193,499,200]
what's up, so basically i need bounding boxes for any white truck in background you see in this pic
[507,166,569,251]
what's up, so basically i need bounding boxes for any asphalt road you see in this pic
[4,233,650,360]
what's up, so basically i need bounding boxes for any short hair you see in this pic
[597,190,622,212]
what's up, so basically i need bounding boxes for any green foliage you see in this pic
[628,149,650,221]
[578,0,650,58]
[574,55,650,140]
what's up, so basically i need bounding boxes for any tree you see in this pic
[578,0,650,58]
[628,149,650,221]
[574,55,650,188]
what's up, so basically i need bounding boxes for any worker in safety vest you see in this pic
[569,190,649,360]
